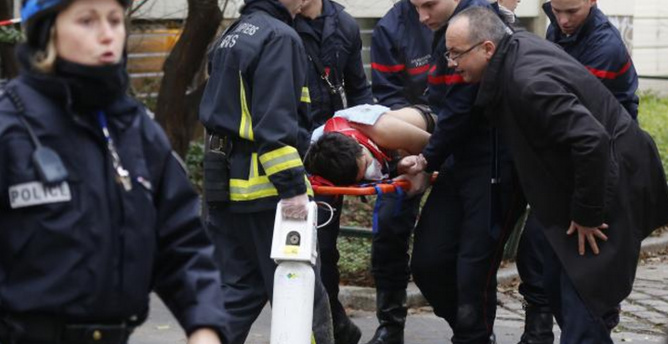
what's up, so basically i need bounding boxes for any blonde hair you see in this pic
[31,26,58,73]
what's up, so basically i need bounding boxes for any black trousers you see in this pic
[516,212,551,307]
[207,205,334,344]
[315,195,348,323]
[411,162,525,344]
[372,192,421,291]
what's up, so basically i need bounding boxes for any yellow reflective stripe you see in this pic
[259,146,303,176]
[301,87,311,103]
[239,72,254,141]
[311,334,316,344]
[305,175,314,197]
[250,153,259,178]
[229,176,278,201]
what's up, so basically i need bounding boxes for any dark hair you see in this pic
[304,133,363,186]
[450,6,508,46]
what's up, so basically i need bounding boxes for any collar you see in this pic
[241,0,293,26]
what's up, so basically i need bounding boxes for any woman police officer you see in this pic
[0,0,225,343]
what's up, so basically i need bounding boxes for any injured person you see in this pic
[305,104,436,186]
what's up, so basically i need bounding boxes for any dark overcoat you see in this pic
[475,31,668,316]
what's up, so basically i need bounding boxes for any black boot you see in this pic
[365,289,407,344]
[517,304,554,344]
[332,300,361,344]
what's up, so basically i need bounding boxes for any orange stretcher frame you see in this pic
[312,173,438,196]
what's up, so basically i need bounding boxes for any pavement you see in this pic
[130,232,668,344]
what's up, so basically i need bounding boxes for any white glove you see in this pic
[280,193,309,219]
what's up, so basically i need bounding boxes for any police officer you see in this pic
[400,0,526,343]
[366,1,432,343]
[199,0,334,343]
[0,0,225,343]
[294,2,372,343]
[514,2,641,343]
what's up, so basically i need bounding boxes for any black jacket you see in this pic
[200,0,313,212]
[476,31,668,316]
[0,77,225,333]
[295,0,373,130]
[370,0,432,108]
[544,3,639,119]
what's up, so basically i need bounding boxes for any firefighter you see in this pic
[199,0,334,343]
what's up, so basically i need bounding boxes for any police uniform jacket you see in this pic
[421,0,510,172]
[295,0,373,130]
[0,76,225,333]
[200,0,313,213]
[475,30,668,316]
[371,0,432,109]
[544,3,639,119]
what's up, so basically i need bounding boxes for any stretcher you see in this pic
[310,173,438,196]
[310,173,438,232]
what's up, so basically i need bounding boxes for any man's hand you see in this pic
[187,328,221,344]
[394,172,430,197]
[566,221,609,256]
[280,193,309,219]
[398,154,428,175]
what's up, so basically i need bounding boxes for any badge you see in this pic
[8,181,72,209]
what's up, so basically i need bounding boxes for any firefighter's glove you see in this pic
[281,193,309,220]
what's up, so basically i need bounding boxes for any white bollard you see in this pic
[270,202,318,344]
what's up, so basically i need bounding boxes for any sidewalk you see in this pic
[129,232,668,344]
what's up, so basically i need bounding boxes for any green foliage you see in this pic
[337,236,374,287]
[638,92,668,173]
[0,26,21,44]
[186,140,205,193]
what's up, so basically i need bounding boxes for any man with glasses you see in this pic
[441,7,668,343]
[401,0,525,343]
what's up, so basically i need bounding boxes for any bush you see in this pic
[639,92,668,173]
[186,140,205,193]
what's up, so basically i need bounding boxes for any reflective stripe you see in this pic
[371,62,405,73]
[250,153,259,178]
[230,176,278,201]
[239,72,254,141]
[301,87,311,103]
[229,175,313,200]
[305,175,314,197]
[260,146,303,176]
[586,59,632,80]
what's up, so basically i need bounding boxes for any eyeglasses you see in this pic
[444,41,485,66]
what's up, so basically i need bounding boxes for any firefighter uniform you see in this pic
[199,0,333,343]
[409,1,526,343]
[367,2,433,342]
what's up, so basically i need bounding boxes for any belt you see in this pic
[0,313,134,344]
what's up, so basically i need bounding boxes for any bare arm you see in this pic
[351,107,430,155]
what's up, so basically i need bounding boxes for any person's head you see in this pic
[445,7,506,83]
[550,0,596,35]
[278,0,306,18]
[305,133,374,186]
[409,0,460,31]
[498,0,521,12]
[22,0,129,72]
